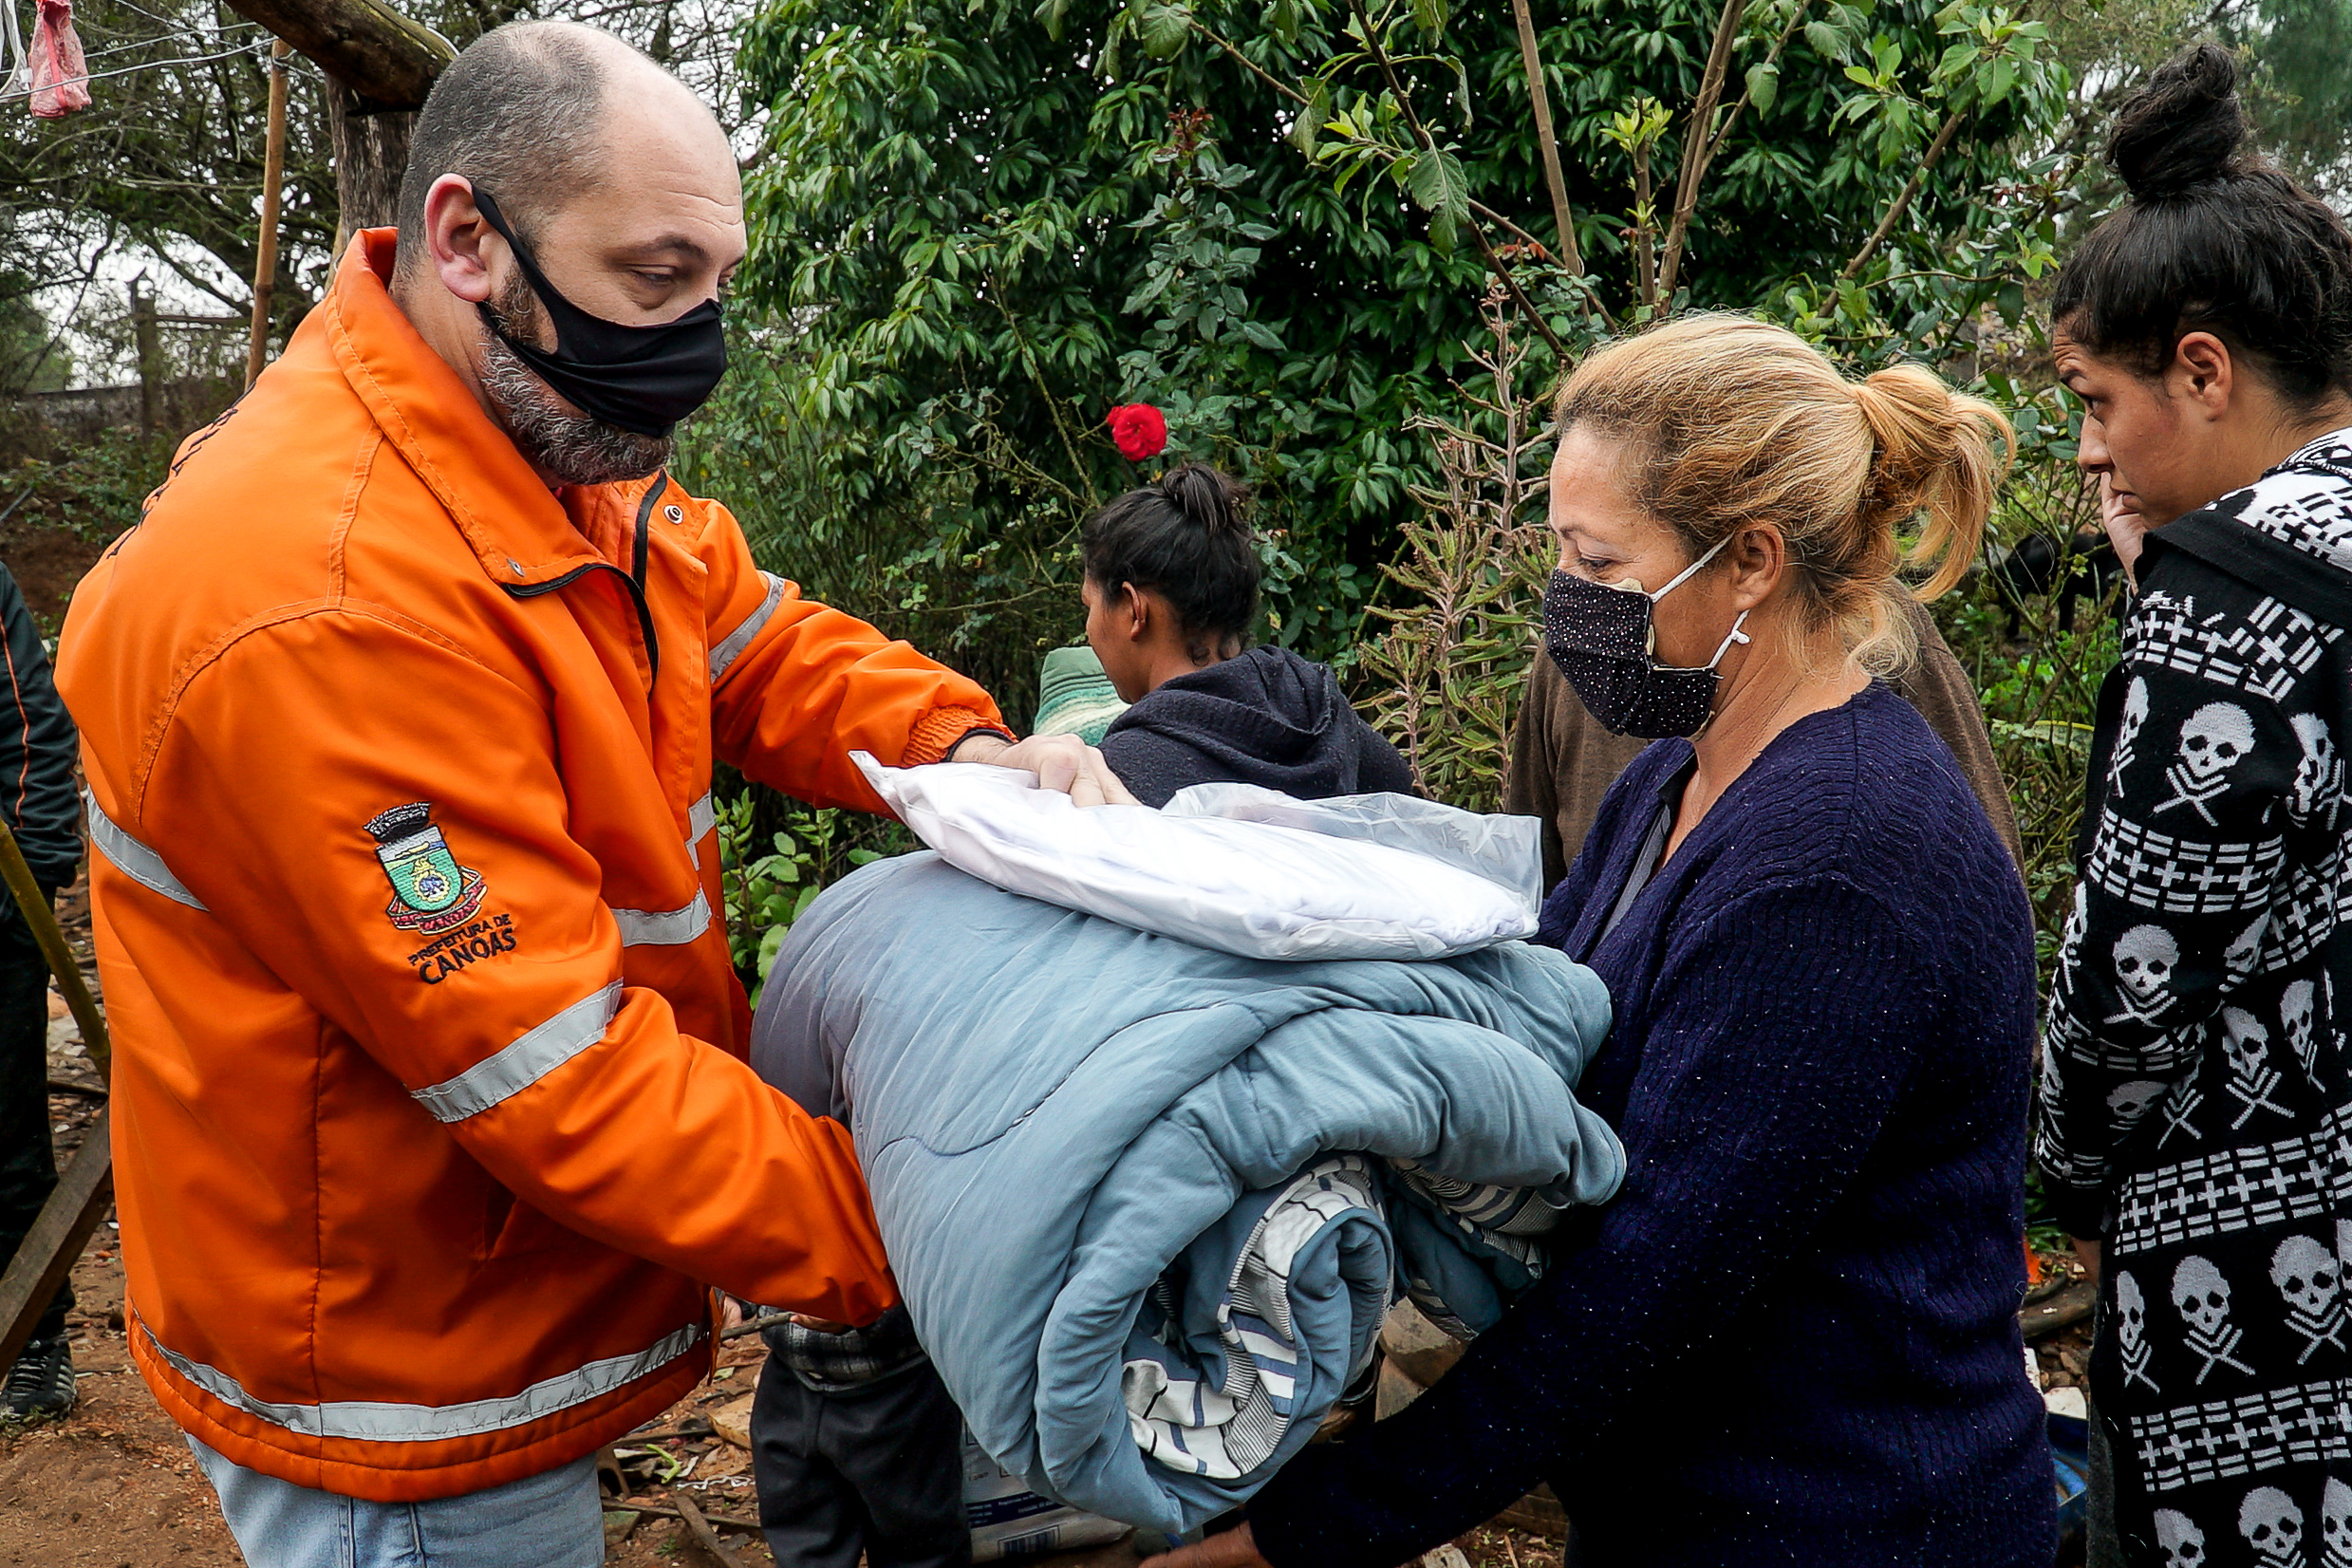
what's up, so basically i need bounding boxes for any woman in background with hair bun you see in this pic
[1146,314,2049,1568]
[1080,463,1414,807]
[2036,44,2352,1563]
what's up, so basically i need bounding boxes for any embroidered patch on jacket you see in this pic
[364,802,488,936]
[407,914,519,985]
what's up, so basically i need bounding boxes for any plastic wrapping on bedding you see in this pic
[852,754,1536,961]
[1161,782,1544,915]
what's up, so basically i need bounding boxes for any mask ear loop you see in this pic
[1702,610,1753,670]
[1646,532,1734,603]
[1642,532,1743,664]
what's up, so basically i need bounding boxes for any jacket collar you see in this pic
[321,230,604,588]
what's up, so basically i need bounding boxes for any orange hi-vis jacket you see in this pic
[53,231,1007,1503]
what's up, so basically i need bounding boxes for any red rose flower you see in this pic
[1108,403,1169,462]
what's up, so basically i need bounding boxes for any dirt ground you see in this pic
[0,520,109,632]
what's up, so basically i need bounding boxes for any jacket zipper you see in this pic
[503,476,665,685]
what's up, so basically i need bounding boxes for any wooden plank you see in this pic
[0,1109,111,1372]
[0,823,107,1081]
[2023,1279,2099,1343]
[673,1493,751,1568]
[0,823,116,1370]
[217,0,453,108]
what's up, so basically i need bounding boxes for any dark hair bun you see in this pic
[1081,464,1260,644]
[1156,463,1250,537]
[2111,43,2250,199]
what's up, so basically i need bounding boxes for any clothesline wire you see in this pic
[70,19,264,68]
[6,35,267,98]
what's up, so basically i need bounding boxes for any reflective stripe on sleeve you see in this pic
[409,982,623,1124]
[141,1315,704,1442]
[708,572,787,685]
[84,791,207,910]
[684,792,716,869]
[611,890,713,947]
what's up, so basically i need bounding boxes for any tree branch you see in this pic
[1184,15,1311,107]
[1839,104,1966,279]
[1346,0,1564,356]
[217,0,452,107]
[1655,0,1747,302]
[1697,5,1808,188]
[1505,0,1582,276]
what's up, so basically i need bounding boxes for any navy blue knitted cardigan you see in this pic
[1249,681,2054,1568]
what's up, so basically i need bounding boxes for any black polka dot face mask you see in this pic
[1539,534,1752,738]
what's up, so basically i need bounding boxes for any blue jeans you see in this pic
[187,1437,604,1568]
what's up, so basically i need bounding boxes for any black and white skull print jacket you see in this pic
[2039,426,2352,1563]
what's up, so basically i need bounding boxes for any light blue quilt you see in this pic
[752,853,1622,1533]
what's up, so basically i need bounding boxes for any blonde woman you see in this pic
[1146,316,2050,1568]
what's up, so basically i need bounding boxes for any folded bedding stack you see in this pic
[750,767,1622,1532]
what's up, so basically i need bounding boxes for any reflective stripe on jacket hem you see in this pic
[142,1316,704,1442]
[708,573,786,684]
[84,792,207,909]
[612,890,712,947]
[410,983,622,1124]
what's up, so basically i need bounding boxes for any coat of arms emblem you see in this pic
[364,802,488,935]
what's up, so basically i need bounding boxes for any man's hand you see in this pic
[2072,1235,2102,1285]
[948,732,1140,808]
[1141,1523,1274,1568]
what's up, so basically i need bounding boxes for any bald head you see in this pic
[393,21,728,278]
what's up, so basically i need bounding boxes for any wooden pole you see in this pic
[0,825,106,1080]
[1506,0,1583,278]
[131,280,159,435]
[246,39,292,390]
[0,824,112,1373]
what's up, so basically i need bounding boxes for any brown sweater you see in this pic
[1503,596,2023,889]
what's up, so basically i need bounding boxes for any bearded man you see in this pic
[54,22,1121,1565]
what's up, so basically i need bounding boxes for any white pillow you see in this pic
[852,755,1539,962]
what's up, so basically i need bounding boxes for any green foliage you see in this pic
[2,427,184,543]
[715,791,912,1000]
[1357,285,1569,810]
[2227,0,2352,202]
[727,0,2072,683]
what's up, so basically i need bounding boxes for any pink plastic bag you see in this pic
[28,0,90,118]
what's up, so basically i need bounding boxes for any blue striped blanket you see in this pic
[751,853,1622,1532]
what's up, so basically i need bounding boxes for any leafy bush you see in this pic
[716,790,914,1000]
[723,0,2071,687]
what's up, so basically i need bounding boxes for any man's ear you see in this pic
[2173,331,2235,422]
[424,176,497,306]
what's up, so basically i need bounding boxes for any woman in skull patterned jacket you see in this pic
[2037,47,2352,1566]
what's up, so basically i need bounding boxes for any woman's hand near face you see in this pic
[2099,472,2152,585]
[1139,1523,1275,1568]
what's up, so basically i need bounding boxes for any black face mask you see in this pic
[471,186,728,439]
[1539,536,1751,738]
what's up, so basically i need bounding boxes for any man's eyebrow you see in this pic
[610,233,719,265]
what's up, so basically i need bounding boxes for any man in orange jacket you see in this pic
[55,20,1125,1565]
